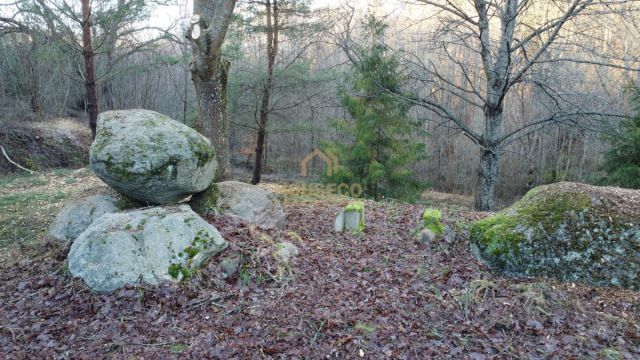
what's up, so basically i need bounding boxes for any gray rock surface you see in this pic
[334,202,365,232]
[191,181,286,229]
[68,205,227,293]
[273,242,299,264]
[470,182,640,289]
[417,228,436,244]
[48,194,123,242]
[90,109,217,204]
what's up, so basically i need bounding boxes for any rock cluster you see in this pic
[49,109,288,293]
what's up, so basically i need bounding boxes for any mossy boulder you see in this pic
[68,205,227,293]
[90,109,217,204]
[470,182,640,289]
[190,181,286,229]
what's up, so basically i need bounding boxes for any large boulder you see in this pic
[48,194,137,242]
[68,205,227,293]
[190,181,286,229]
[470,182,640,289]
[90,109,217,204]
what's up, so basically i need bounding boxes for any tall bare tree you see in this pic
[81,0,98,138]
[251,0,279,184]
[187,0,238,180]
[403,0,639,210]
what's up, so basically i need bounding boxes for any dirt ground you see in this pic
[0,171,638,358]
[0,118,91,175]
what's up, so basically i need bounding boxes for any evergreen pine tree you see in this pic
[325,14,427,201]
[603,85,640,189]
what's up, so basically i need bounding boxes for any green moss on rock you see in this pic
[168,263,190,279]
[190,183,220,215]
[469,182,640,289]
[422,208,444,235]
[345,201,365,231]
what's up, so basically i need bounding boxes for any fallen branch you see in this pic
[0,145,39,175]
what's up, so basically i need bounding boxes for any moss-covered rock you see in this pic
[422,208,444,235]
[470,182,640,289]
[90,109,217,204]
[68,205,227,293]
[335,201,365,232]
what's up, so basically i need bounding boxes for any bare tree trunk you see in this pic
[101,0,125,111]
[193,59,230,179]
[0,76,4,103]
[25,40,42,113]
[188,0,237,181]
[81,0,98,139]
[475,100,504,210]
[252,0,279,185]
[475,145,500,211]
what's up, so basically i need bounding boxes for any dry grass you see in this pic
[421,190,475,209]
[0,168,108,267]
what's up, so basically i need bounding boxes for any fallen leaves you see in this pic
[0,199,638,358]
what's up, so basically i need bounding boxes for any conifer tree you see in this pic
[603,85,640,189]
[326,14,426,202]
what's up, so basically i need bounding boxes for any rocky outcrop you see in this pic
[68,205,227,293]
[90,109,217,204]
[191,181,286,229]
[470,182,640,289]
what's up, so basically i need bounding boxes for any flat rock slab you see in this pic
[90,109,217,204]
[68,205,227,293]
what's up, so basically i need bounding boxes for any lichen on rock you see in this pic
[90,109,217,204]
[67,205,227,293]
[469,182,640,289]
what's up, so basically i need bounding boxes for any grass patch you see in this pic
[0,168,107,264]
[354,322,376,333]
[0,189,70,248]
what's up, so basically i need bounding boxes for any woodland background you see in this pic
[1,0,639,205]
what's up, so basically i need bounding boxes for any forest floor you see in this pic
[0,170,639,358]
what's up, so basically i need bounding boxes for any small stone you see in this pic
[334,210,345,232]
[220,256,240,279]
[335,202,365,233]
[273,242,299,264]
[417,228,436,244]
